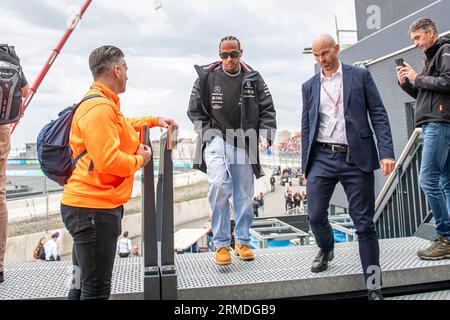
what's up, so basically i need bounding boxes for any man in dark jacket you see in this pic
[187,36,276,266]
[270,175,276,192]
[397,18,450,260]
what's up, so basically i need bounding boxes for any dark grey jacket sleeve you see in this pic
[415,45,450,94]
[256,76,277,145]
[187,78,211,135]
[400,79,418,99]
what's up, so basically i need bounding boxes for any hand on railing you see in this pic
[136,143,152,167]
[156,117,178,129]
[380,158,396,177]
[167,124,179,151]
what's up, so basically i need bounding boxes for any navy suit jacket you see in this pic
[301,63,395,177]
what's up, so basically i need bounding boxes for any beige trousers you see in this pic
[0,125,11,272]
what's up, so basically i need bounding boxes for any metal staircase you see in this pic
[373,129,434,239]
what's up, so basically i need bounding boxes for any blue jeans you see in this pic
[204,137,254,248]
[419,123,450,240]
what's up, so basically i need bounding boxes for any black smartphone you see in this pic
[395,58,405,67]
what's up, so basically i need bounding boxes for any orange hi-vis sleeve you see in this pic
[62,81,159,209]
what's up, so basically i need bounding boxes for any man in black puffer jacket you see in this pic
[397,18,450,260]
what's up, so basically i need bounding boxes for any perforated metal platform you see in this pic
[176,236,450,299]
[388,290,450,300]
[0,256,144,300]
[1,237,449,300]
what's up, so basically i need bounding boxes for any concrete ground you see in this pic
[261,176,306,217]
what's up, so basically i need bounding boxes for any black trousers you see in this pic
[306,144,381,286]
[61,204,123,300]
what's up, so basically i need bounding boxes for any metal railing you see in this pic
[141,125,178,300]
[250,219,310,248]
[373,129,430,239]
[259,151,301,168]
[285,205,307,216]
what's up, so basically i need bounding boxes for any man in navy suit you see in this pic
[301,35,396,300]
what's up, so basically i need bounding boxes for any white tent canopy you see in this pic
[174,228,209,251]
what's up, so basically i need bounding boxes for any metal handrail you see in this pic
[374,128,422,222]
[330,223,355,237]
[141,126,159,300]
[285,206,307,216]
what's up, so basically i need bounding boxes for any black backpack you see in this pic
[33,244,46,260]
[37,94,102,186]
[0,45,23,125]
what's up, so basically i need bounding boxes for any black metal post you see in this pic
[156,166,163,243]
[159,126,178,300]
[141,126,160,300]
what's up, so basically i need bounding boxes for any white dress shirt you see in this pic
[117,237,132,254]
[316,61,348,145]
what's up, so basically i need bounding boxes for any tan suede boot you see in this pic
[215,247,232,266]
[235,243,255,261]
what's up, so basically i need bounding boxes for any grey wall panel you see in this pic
[342,0,450,65]
[355,0,438,40]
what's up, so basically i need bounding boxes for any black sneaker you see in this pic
[0,272,4,284]
[368,289,384,300]
[417,236,450,260]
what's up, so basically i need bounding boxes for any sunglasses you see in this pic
[219,51,240,59]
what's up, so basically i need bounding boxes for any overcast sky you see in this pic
[1,0,356,151]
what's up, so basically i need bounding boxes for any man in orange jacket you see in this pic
[61,45,176,300]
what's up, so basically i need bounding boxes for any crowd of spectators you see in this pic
[272,134,301,153]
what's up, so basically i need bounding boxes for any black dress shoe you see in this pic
[0,272,4,284]
[368,289,384,300]
[311,249,334,273]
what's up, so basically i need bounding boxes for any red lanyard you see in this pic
[321,78,343,111]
